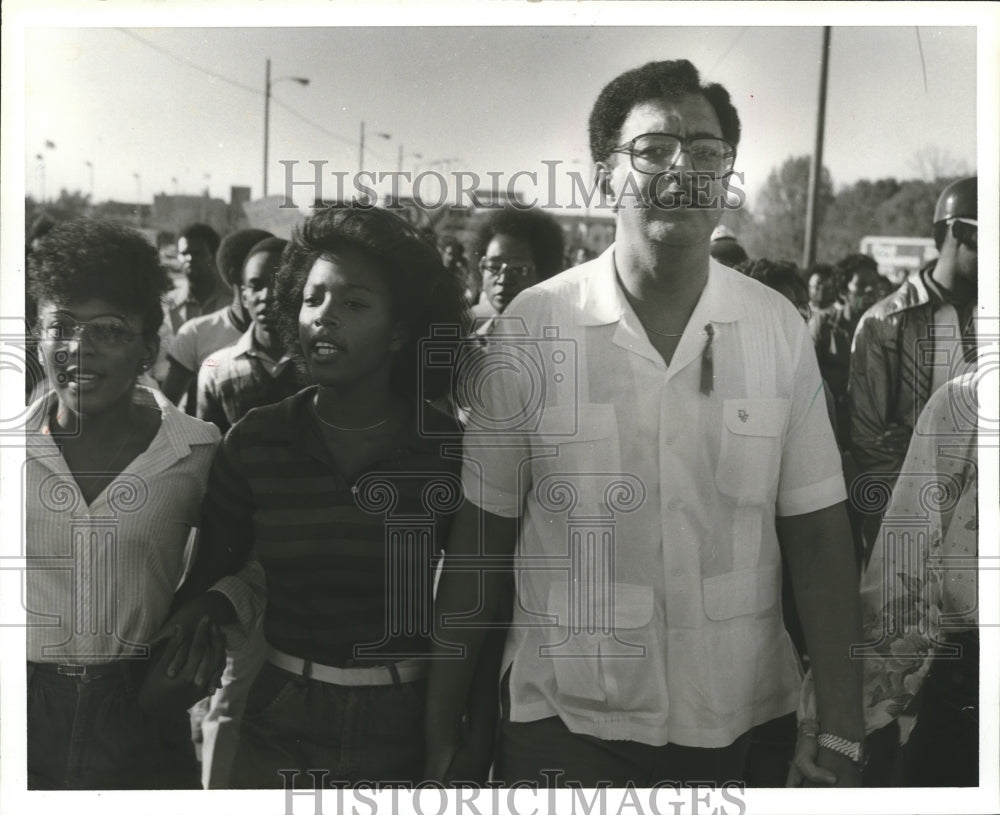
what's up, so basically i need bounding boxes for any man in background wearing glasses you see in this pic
[470,207,566,337]
[429,59,864,788]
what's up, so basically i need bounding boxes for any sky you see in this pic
[15,9,987,215]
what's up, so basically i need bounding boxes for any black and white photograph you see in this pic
[1,2,997,814]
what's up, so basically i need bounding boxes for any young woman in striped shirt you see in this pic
[182,204,471,787]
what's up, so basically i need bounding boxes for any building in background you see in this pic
[859,235,938,284]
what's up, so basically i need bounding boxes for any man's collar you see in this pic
[578,244,739,327]
[472,293,499,318]
[235,326,296,366]
[231,327,257,358]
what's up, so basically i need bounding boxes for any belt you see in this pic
[265,646,427,687]
[28,660,140,679]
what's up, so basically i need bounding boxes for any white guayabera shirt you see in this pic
[462,248,846,748]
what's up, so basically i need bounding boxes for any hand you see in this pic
[151,591,233,681]
[438,712,496,786]
[138,593,232,714]
[138,615,226,715]
[788,733,862,787]
[879,424,912,458]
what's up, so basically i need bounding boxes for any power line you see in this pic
[117,29,356,148]
[270,97,356,148]
[708,28,747,75]
[914,27,929,94]
[118,29,261,96]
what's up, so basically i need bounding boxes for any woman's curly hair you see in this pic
[27,218,171,338]
[274,204,471,401]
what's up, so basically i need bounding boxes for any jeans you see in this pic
[229,661,426,788]
[27,662,199,790]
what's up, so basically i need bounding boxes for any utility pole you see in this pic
[263,57,271,198]
[359,121,365,175]
[803,26,831,269]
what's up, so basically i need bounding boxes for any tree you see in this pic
[817,178,901,262]
[746,155,834,265]
[717,196,755,248]
[908,146,971,183]
[874,179,954,237]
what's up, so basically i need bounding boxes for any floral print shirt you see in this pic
[801,371,978,731]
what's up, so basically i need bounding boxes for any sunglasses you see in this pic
[952,219,977,251]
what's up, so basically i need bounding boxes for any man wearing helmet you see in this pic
[849,177,978,540]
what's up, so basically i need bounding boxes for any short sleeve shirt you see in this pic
[461,246,846,747]
[167,308,243,374]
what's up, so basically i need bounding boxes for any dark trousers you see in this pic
[27,662,199,790]
[495,715,751,788]
[229,661,426,788]
[902,632,979,787]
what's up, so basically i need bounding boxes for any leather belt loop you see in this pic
[387,662,402,686]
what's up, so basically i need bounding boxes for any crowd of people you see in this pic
[22,58,981,793]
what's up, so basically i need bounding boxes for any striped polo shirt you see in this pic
[200,386,464,667]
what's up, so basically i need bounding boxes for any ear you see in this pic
[139,334,160,374]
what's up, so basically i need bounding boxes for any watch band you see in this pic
[816,732,865,766]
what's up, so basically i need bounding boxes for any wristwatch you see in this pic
[817,732,867,768]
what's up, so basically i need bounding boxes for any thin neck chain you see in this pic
[313,402,391,432]
[643,323,685,338]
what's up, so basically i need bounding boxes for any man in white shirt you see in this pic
[427,59,864,787]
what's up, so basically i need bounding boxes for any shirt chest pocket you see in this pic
[532,404,624,509]
[715,398,789,506]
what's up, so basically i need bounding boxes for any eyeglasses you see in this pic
[952,219,977,251]
[480,259,536,281]
[36,314,138,349]
[611,132,736,176]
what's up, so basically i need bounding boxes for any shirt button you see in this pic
[350,486,359,495]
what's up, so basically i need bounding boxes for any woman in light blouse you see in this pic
[24,218,247,788]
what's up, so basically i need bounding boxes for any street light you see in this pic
[35,154,45,202]
[263,58,310,198]
[397,146,423,174]
[358,121,391,174]
[85,160,94,201]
